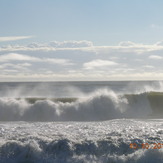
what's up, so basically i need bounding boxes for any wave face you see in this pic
[0,119,163,163]
[1,90,163,121]
[0,90,124,121]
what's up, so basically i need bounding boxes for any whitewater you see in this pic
[0,81,163,162]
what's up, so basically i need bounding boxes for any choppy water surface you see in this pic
[0,119,163,163]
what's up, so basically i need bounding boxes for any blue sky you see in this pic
[1,0,163,45]
[1,0,163,81]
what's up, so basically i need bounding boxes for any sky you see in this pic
[1,0,163,81]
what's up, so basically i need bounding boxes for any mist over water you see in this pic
[0,81,162,98]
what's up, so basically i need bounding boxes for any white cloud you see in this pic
[0,40,94,53]
[19,63,31,67]
[143,65,154,69]
[149,55,163,60]
[0,53,72,65]
[0,36,33,42]
[0,63,31,74]
[1,40,163,55]
[0,63,31,69]
[1,40,163,81]
[118,41,137,46]
[0,53,37,62]
[83,59,118,69]
[154,41,163,46]
[26,40,93,49]
[49,40,93,48]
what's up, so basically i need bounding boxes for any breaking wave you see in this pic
[0,137,163,163]
[1,89,163,121]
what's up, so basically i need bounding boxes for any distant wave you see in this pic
[1,89,163,121]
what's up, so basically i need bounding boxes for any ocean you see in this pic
[0,81,163,163]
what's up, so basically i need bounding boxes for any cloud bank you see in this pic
[1,40,163,81]
[0,36,33,42]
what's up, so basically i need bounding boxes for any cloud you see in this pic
[0,63,32,74]
[83,59,118,69]
[0,40,95,54]
[0,36,33,42]
[0,53,72,65]
[26,40,93,49]
[1,40,163,81]
[149,55,163,60]
[0,63,31,69]
[1,40,163,55]
[49,40,93,48]
[154,41,163,46]
[0,53,37,62]
[118,41,137,46]
[143,65,154,69]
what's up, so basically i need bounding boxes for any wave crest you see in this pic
[0,89,158,121]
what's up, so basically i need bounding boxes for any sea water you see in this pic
[0,81,163,162]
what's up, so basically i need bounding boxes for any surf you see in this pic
[0,89,163,121]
